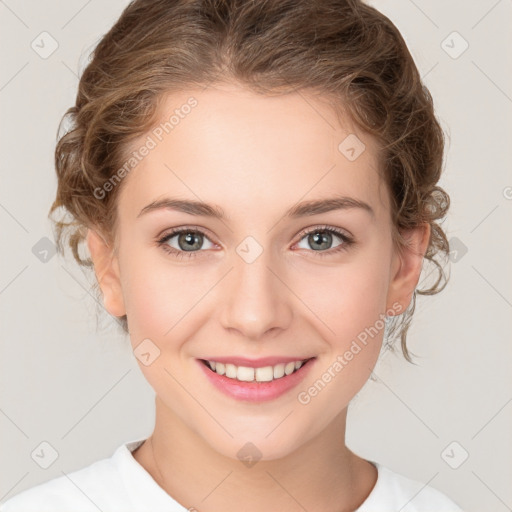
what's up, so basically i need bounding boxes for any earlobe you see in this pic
[86,229,126,317]
[386,223,431,315]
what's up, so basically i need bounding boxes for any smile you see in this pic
[197,357,316,402]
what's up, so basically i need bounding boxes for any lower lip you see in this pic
[197,358,316,403]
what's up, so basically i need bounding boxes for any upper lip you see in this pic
[199,356,315,367]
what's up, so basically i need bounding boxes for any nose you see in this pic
[219,248,293,341]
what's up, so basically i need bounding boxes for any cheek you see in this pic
[295,252,390,350]
[119,244,208,341]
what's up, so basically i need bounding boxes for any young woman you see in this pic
[0,0,463,510]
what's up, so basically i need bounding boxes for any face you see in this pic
[88,82,427,461]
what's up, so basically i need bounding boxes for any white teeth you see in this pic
[237,366,255,382]
[225,363,237,379]
[284,362,295,375]
[255,366,274,382]
[206,359,309,382]
[273,363,285,379]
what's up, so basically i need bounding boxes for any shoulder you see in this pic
[356,462,464,512]
[0,445,132,512]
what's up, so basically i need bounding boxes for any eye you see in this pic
[157,227,215,259]
[294,225,354,257]
[157,224,355,260]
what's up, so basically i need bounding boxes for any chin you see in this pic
[199,421,311,464]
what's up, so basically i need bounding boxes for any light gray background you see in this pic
[1,1,511,511]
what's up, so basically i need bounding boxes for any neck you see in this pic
[132,396,377,512]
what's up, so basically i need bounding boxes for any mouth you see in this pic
[196,357,316,402]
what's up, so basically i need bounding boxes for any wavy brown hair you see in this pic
[50,0,451,362]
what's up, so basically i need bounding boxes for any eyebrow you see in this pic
[137,195,375,221]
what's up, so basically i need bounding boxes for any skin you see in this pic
[87,82,430,512]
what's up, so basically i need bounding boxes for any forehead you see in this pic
[117,83,389,221]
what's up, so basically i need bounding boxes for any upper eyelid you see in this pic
[158,225,215,241]
[296,225,352,239]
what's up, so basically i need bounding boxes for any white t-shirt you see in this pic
[0,438,464,511]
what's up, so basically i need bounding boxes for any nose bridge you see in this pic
[219,237,291,339]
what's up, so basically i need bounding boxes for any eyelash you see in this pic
[156,224,355,260]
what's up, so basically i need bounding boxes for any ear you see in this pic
[86,228,126,317]
[386,223,431,315]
